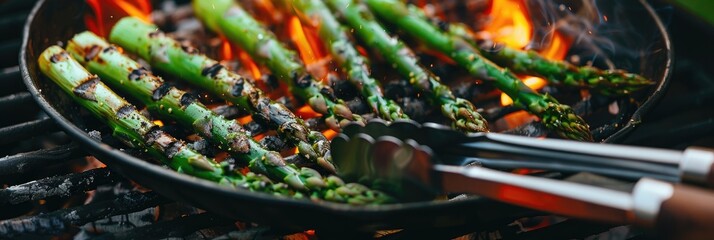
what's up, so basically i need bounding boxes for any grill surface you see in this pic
[2,0,713,239]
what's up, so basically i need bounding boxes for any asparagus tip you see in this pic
[540,101,594,142]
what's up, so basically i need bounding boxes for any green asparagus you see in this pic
[108,17,335,173]
[431,14,654,96]
[45,43,394,204]
[277,0,407,121]
[192,0,364,130]
[365,0,593,141]
[38,45,297,196]
[325,0,488,132]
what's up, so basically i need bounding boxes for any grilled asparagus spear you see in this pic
[109,17,334,173]
[325,0,488,132]
[48,43,393,204]
[365,0,593,141]
[277,0,407,121]
[192,0,364,130]
[38,45,296,196]
[67,31,313,190]
[427,14,653,96]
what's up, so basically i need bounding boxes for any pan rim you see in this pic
[602,0,674,143]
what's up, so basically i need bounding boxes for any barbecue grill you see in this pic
[2,0,714,239]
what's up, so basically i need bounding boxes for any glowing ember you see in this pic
[322,129,338,141]
[295,104,322,119]
[237,115,254,125]
[73,156,107,173]
[152,120,164,127]
[85,0,152,37]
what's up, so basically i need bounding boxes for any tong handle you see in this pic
[634,179,714,240]
[680,147,714,187]
[456,133,714,187]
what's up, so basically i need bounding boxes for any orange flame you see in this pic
[289,17,320,65]
[237,115,254,125]
[484,0,532,49]
[287,16,330,80]
[220,38,234,61]
[238,49,263,81]
[493,0,572,106]
[85,0,152,37]
[295,104,323,119]
[322,129,338,140]
[219,37,264,82]
[152,120,164,127]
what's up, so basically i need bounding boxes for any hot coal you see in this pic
[0,168,118,205]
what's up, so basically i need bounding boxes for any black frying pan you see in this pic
[20,0,672,235]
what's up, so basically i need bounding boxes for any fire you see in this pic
[483,0,532,49]
[85,0,152,37]
[238,49,263,81]
[220,39,234,61]
[218,37,264,81]
[237,115,254,125]
[72,156,107,173]
[322,129,338,140]
[152,120,164,127]
[289,17,321,66]
[287,16,330,81]
[489,0,572,106]
[500,76,548,106]
[295,104,323,119]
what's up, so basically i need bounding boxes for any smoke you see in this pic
[527,0,665,72]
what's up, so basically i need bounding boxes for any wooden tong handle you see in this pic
[634,179,714,240]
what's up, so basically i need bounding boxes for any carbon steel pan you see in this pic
[21,0,671,233]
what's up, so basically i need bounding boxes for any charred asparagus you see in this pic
[192,0,364,130]
[109,17,334,173]
[277,0,407,121]
[325,0,488,132]
[45,43,393,204]
[429,14,654,96]
[365,0,593,141]
[38,45,295,196]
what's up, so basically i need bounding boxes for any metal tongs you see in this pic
[332,120,714,239]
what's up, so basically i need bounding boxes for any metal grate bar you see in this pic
[104,212,235,240]
[212,226,275,240]
[0,67,25,96]
[0,11,29,42]
[0,191,167,238]
[0,144,83,176]
[0,92,34,112]
[0,0,38,15]
[0,168,119,205]
[0,117,58,145]
[0,40,20,68]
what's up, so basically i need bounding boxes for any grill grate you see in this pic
[1,0,713,239]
